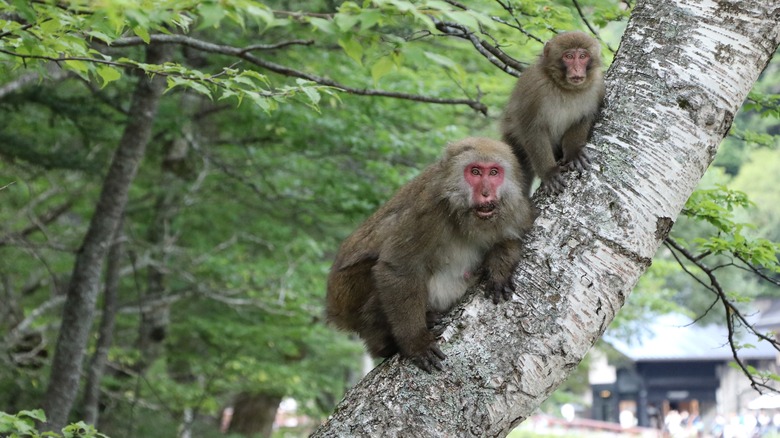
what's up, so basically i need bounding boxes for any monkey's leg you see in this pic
[356,294,399,358]
[560,117,594,174]
[373,261,446,372]
[481,239,523,304]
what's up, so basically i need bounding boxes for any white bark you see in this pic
[313,1,780,437]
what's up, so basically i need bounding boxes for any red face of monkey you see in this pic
[463,162,505,219]
[562,48,591,85]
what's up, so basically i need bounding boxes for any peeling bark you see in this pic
[313,1,780,436]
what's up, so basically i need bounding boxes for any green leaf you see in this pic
[96,65,121,88]
[11,0,35,22]
[309,17,336,34]
[371,56,395,83]
[299,84,321,106]
[132,25,151,44]
[338,36,363,65]
[64,60,90,75]
[334,12,361,32]
[359,9,383,30]
[18,409,47,422]
[423,51,456,69]
[198,2,226,30]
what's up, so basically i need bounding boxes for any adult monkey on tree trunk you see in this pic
[326,137,536,372]
[502,31,605,196]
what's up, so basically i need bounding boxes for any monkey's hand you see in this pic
[404,335,447,372]
[539,168,567,195]
[562,149,592,174]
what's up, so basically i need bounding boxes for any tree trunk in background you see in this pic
[136,120,194,373]
[41,43,172,432]
[82,217,125,426]
[313,1,780,436]
[228,392,282,438]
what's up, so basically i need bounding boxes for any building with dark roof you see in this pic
[590,313,777,429]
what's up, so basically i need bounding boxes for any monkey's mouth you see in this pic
[474,202,498,219]
[569,76,585,85]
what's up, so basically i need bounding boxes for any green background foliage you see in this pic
[0,0,777,436]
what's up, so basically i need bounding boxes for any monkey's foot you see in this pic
[539,172,567,195]
[486,280,514,304]
[409,343,447,373]
[563,150,592,174]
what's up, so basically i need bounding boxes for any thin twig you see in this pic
[665,237,780,393]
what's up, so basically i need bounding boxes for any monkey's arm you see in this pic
[373,260,446,372]
[481,239,523,304]
[560,116,595,173]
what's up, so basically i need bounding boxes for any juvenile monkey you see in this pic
[501,31,605,195]
[326,138,536,372]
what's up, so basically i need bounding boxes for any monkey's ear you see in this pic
[543,42,551,58]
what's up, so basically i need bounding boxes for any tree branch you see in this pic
[571,0,616,53]
[492,0,545,44]
[0,69,71,100]
[107,34,488,114]
[664,237,780,393]
[0,199,75,246]
[432,19,525,76]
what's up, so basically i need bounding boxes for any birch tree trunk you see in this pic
[313,1,780,436]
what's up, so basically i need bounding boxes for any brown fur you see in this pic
[326,137,536,371]
[501,31,605,195]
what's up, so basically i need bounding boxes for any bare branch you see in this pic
[735,254,780,287]
[0,199,75,246]
[272,10,334,19]
[665,237,780,393]
[239,40,314,52]
[492,0,545,44]
[5,295,66,344]
[432,19,524,76]
[0,67,71,100]
[570,0,616,52]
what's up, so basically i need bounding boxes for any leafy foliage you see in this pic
[0,410,108,438]
[2,0,778,435]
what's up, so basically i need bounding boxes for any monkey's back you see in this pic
[325,164,446,333]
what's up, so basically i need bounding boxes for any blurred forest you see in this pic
[0,0,778,437]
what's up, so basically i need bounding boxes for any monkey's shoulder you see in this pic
[333,172,446,271]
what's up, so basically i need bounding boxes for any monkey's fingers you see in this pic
[568,151,592,173]
[426,311,443,329]
[430,343,447,361]
[501,284,514,301]
[487,281,514,303]
[540,175,567,195]
[411,346,446,373]
[413,357,432,373]
[425,346,446,372]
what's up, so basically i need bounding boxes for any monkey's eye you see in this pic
[564,53,574,60]
[580,52,588,59]
[471,167,481,176]
[489,168,499,176]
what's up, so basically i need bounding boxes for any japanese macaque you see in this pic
[501,31,605,195]
[326,137,536,372]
